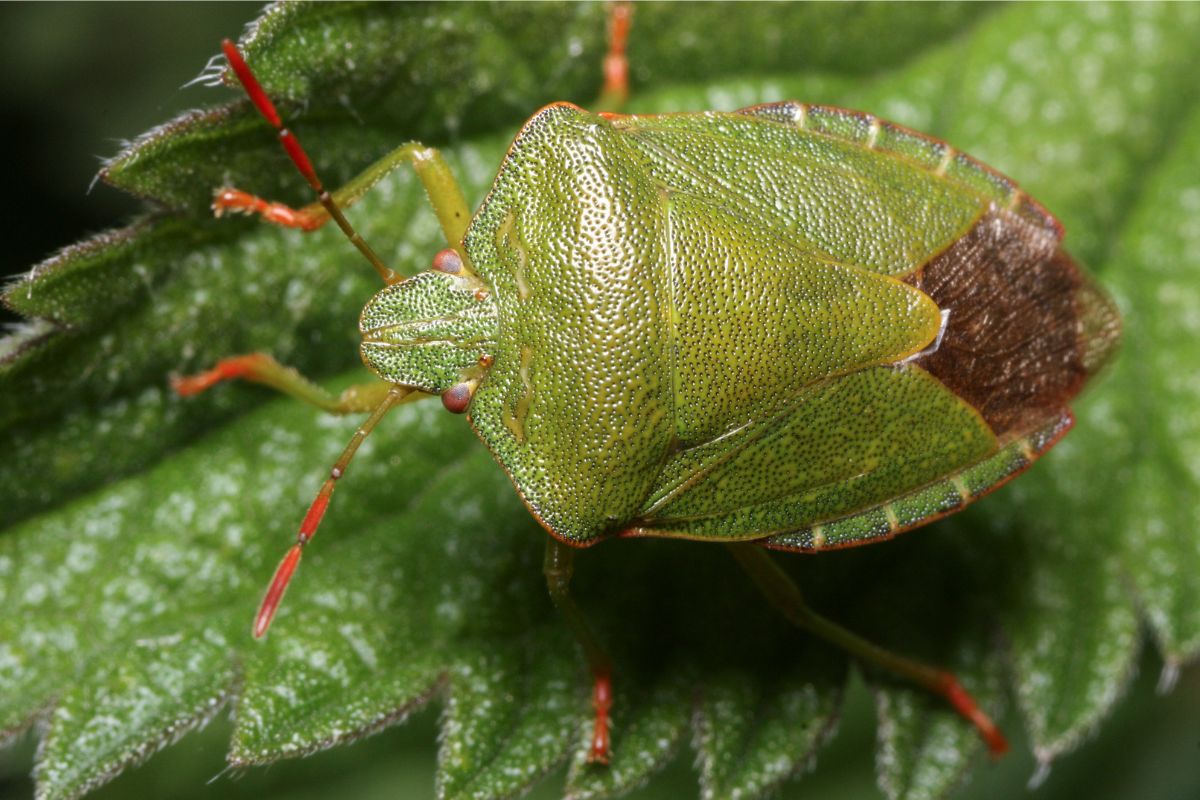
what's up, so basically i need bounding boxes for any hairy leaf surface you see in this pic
[3,4,1199,800]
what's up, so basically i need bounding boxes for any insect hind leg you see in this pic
[727,542,1008,756]
[544,538,615,764]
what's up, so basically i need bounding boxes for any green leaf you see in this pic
[692,654,843,800]
[563,667,692,800]
[851,530,1007,800]
[1107,104,1200,670]
[4,3,1200,800]
[930,2,1200,771]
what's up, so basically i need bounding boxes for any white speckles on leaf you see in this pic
[4,3,1200,800]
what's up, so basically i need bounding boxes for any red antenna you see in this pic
[254,384,411,638]
[218,40,398,285]
[212,40,417,637]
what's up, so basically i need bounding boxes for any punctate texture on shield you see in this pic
[461,102,1119,548]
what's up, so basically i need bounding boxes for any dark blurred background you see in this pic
[0,3,250,326]
[1,4,1199,800]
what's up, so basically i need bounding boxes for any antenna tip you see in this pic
[221,40,242,70]
[254,544,303,638]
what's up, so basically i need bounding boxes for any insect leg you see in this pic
[727,543,1009,756]
[172,352,423,414]
[544,538,615,764]
[217,41,473,283]
[214,141,472,256]
[596,1,633,113]
[254,384,412,638]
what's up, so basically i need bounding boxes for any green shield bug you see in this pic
[175,5,1120,764]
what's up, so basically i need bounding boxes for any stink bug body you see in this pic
[178,9,1119,765]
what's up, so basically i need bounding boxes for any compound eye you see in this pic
[441,382,473,414]
[432,248,463,274]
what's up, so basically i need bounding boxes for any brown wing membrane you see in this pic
[904,210,1120,440]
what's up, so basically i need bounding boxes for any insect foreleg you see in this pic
[217,40,475,283]
[726,543,1009,757]
[543,538,615,765]
[172,352,425,414]
[214,141,472,255]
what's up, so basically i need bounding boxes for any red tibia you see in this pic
[221,39,281,128]
[172,353,269,396]
[588,671,613,764]
[254,544,302,638]
[212,188,324,230]
[939,673,1009,756]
